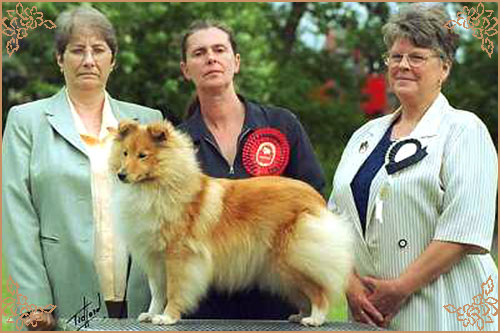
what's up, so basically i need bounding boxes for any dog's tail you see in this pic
[287,209,354,301]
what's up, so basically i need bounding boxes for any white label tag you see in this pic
[375,197,383,224]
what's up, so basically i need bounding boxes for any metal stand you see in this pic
[62,318,386,331]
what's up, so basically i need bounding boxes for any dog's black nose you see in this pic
[117,173,127,182]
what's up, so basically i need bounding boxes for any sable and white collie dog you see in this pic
[109,120,352,326]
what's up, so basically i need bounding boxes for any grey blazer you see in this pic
[329,94,498,330]
[2,89,163,326]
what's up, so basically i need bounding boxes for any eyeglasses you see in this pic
[383,52,443,67]
[65,46,112,61]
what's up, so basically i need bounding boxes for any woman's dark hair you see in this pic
[181,20,238,119]
[184,95,200,120]
[180,20,238,62]
[55,5,118,60]
[382,3,459,63]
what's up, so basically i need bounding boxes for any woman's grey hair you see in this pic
[382,3,459,63]
[55,5,118,60]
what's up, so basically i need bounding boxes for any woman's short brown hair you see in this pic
[55,5,118,60]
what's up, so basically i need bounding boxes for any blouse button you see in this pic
[379,184,390,200]
[398,239,408,248]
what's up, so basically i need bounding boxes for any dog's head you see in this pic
[109,119,195,184]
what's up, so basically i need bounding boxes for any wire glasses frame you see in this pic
[383,52,444,67]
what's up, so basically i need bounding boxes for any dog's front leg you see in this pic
[151,249,212,325]
[138,255,166,322]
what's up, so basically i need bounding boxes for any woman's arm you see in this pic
[361,240,469,326]
[285,115,326,196]
[2,107,56,330]
[362,112,498,327]
[345,270,384,326]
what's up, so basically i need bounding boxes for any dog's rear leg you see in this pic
[151,252,212,325]
[138,256,166,322]
[298,283,329,327]
[286,290,310,323]
[282,267,329,327]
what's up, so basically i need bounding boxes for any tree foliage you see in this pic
[2,2,497,195]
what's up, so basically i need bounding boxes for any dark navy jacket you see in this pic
[177,96,326,319]
[179,96,325,194]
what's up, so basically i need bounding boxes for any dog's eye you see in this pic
[123,151,128,157]
[138,152,147,159]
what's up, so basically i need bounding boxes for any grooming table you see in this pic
[62,318,387,331]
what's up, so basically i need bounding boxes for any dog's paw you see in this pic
[300,316,325,327]
[151,314,178,325]
[288,313,304,323]
[138,312,153,322]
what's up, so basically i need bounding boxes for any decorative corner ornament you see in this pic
[1,2,57,57]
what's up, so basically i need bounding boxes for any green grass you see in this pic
[328,296,348,322]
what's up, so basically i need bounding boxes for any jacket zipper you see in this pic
[204,128,252,176]
[204,136,234,175]
[233,128,252,174]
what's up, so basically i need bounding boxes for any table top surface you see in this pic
[64,318,386,331]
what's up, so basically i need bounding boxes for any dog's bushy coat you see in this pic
[109,120,352,326]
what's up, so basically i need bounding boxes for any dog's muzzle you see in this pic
[117,172,129,183]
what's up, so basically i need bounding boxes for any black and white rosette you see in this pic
[375,138,429,225]
[385,138,428,175]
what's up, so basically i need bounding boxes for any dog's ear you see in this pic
[147,122,169,144]
[117,120,139,139]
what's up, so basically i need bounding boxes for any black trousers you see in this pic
[185,288,297,319]
[105,301,128,319]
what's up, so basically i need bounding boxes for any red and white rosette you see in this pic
[242,128,290,176]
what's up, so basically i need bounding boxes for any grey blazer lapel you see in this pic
[109,97,140,122]
[45,89,88,157]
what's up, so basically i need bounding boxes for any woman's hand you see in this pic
[346,272,385,327]
[361,276,411,327]
[26,312,56,331]
[356,241,469,328]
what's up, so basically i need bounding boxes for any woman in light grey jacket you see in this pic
[2,6,162,330]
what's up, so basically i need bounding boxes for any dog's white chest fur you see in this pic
[112,184,167,257]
